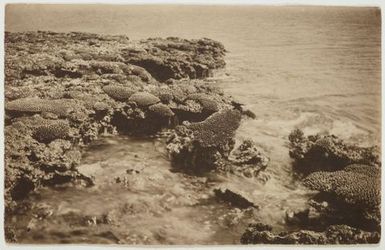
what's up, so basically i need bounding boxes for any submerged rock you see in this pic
[214,188,258,209]
[228,139,269,178]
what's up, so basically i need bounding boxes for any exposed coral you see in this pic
[231,139,269,169]
[188,109,242,148]
[288,129,380,174]
[102,84,136,101]
[5,31,229,215]
[6,98,78,117]
[33,120,70,143]
[128,92,161,107]
[166,109,241,172]
[148,103,175,117]
[303,164,380,210]
[186,93,219,114]
[240,223,380,244]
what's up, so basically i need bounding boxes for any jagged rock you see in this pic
[214,188,258,209]
[240,223,380,244]
[288,129,380,174]
[30,139,81,173]
[232,140,268,165]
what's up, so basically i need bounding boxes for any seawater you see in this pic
[6,5,381,244]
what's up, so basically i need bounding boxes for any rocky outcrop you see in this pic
[275,129,382,243]
[288,129,380,174]
[123,37,226,81]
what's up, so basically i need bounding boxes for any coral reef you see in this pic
[4,31,230,217]
[240,223,380,244]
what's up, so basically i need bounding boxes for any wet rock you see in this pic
[229,139,269,176]
[214,188,258,209]
[288,129,380,174]
[33,203,54,219]
[240,223,380,244]
[31,139,81,172]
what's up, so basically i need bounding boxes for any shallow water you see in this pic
[6,5,381,244]
[12,136,291,244]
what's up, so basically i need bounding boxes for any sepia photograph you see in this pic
[2,1,382,246]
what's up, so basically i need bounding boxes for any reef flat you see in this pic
[4,31,381,244]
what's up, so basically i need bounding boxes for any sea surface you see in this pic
[5,5,381,244]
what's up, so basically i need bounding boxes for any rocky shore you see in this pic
[4,31,381,244]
